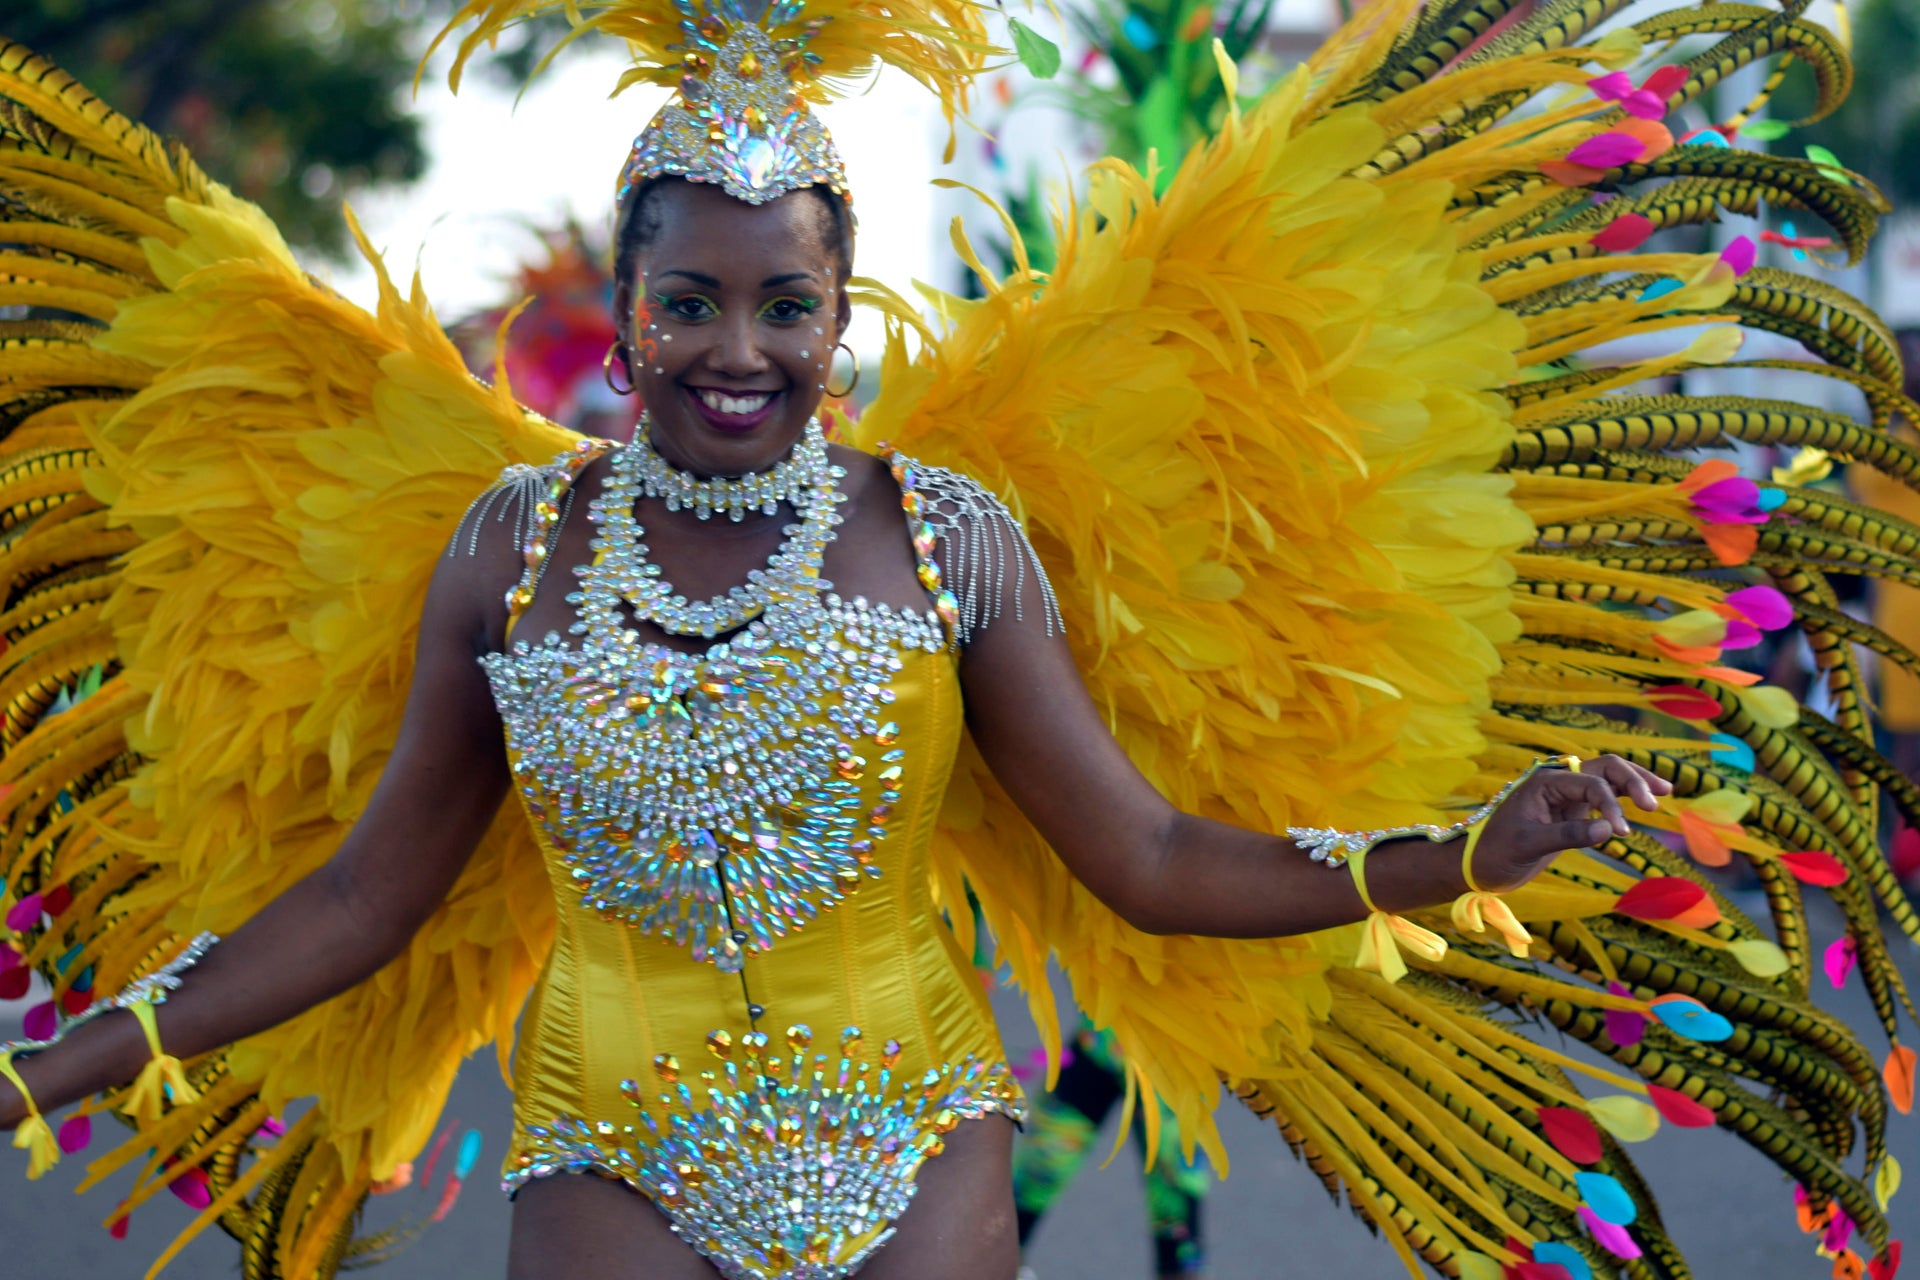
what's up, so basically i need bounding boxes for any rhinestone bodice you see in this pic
[477,444,1027,1278]
[480,591,949,967]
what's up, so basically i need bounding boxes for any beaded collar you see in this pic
[589,426,846,639]
[631,417,832,523]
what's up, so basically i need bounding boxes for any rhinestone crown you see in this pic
[618,0,850,207]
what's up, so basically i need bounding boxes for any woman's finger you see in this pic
[1566,771,1630,836]
[1550,816,1616,853]
[1589,755,1663,811]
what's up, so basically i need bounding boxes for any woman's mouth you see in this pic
[685,386,781,434]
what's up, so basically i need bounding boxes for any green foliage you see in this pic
[973,0,1280,287]
[1771,0,1920,206]
[1009,17,1062,79]
[1062,0,1276,176]
[7,0,441,257]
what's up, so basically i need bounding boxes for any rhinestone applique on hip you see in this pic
[504,1026,1025,1279]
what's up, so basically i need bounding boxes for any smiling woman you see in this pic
[609,180,853,469]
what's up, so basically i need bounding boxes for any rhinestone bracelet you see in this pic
[1287,757,1576,869]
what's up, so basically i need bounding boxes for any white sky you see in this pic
[311,0,1346,343]
[317,44,948,351]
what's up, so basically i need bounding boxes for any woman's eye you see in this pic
[661,294,715,321]
[760,297,818,323]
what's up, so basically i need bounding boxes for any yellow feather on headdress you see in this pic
[432,0,997,138]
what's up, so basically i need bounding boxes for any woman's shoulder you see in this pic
[831,443,1010,537]
[833,443,1063,645]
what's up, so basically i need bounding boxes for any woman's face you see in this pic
[620,181,851,477]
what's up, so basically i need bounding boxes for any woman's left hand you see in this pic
[1468,755,1673,893]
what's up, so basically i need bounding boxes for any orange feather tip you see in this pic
[1887,1046,1916,1115]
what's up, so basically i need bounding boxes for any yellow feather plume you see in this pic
[433,0,996,130]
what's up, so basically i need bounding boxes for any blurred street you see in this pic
[2,895,1912,1279]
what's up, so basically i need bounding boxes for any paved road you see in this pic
[3,898,1913,1278]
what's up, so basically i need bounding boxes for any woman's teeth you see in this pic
[696,389,774,415]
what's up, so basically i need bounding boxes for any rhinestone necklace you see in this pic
[584,422,847,638]
[632,416,831,522]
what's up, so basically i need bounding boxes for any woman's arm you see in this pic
[1,537,517,1126]
[959,601,1667,939]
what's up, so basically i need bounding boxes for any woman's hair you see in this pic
[613,178,855,315]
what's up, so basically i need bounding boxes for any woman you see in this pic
[0,162,1669,1275]
[0,0,1910,1277]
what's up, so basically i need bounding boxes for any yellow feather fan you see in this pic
[432,0,996,133]
[856,10,1916,1277]
[0,36,576,1275]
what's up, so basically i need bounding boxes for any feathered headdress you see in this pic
[436,0,996,205]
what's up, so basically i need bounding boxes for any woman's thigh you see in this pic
[861,1114,1020,1280]
[504,1116,1018,1280]
[508,1172,719,1280]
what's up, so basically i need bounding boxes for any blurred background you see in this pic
[3,0,1920,1276]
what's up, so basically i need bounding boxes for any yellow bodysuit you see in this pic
[478,443,1046,1277]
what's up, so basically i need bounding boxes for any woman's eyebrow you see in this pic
[761,271,817,288]
[658,269,722,287]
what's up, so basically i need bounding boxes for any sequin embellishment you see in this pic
[505,1026,1026,1279]
[478,444,950,968]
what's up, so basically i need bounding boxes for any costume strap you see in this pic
[1346,844,1448,984]
[1449,756,1580,958]
[0,1049,59,1180]
[881,445,963,646]
[120,995,199,1127]
[495,439,615,641]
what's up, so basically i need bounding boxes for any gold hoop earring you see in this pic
[824,342,860,398]
[603,340,635,396]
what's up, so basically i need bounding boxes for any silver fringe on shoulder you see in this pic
[912,465,1064,648]
[451,463,550,559]
[449,456,581,601]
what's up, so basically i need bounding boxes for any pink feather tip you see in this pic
[1566,133,1648,168]
[169,1168,212,1211]
[1724,584,1792,630]
[5,892,43,932]
[1825,934,1858,989]
[1581,1206,1643,1259]
[57,1113,92,1154]
[22,999,57,1041]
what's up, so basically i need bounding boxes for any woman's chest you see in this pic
[479,596,961,968]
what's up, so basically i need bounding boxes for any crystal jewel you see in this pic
[617,10,848,207]
[505,1030,1026,1280]
[632,415,830,524]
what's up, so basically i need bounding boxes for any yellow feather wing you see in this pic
[859,12,1916,1275]
[0,39,575,1276]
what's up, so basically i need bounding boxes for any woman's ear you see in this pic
[612,277,635,342]
[833,284,853,343]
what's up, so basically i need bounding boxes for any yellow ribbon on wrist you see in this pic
[1348,844,1448,983]
[1449,819,1534,958]
[0,1049,60,1180]
[120,998,198,1128]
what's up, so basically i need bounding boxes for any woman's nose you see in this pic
[708,311,771,377]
